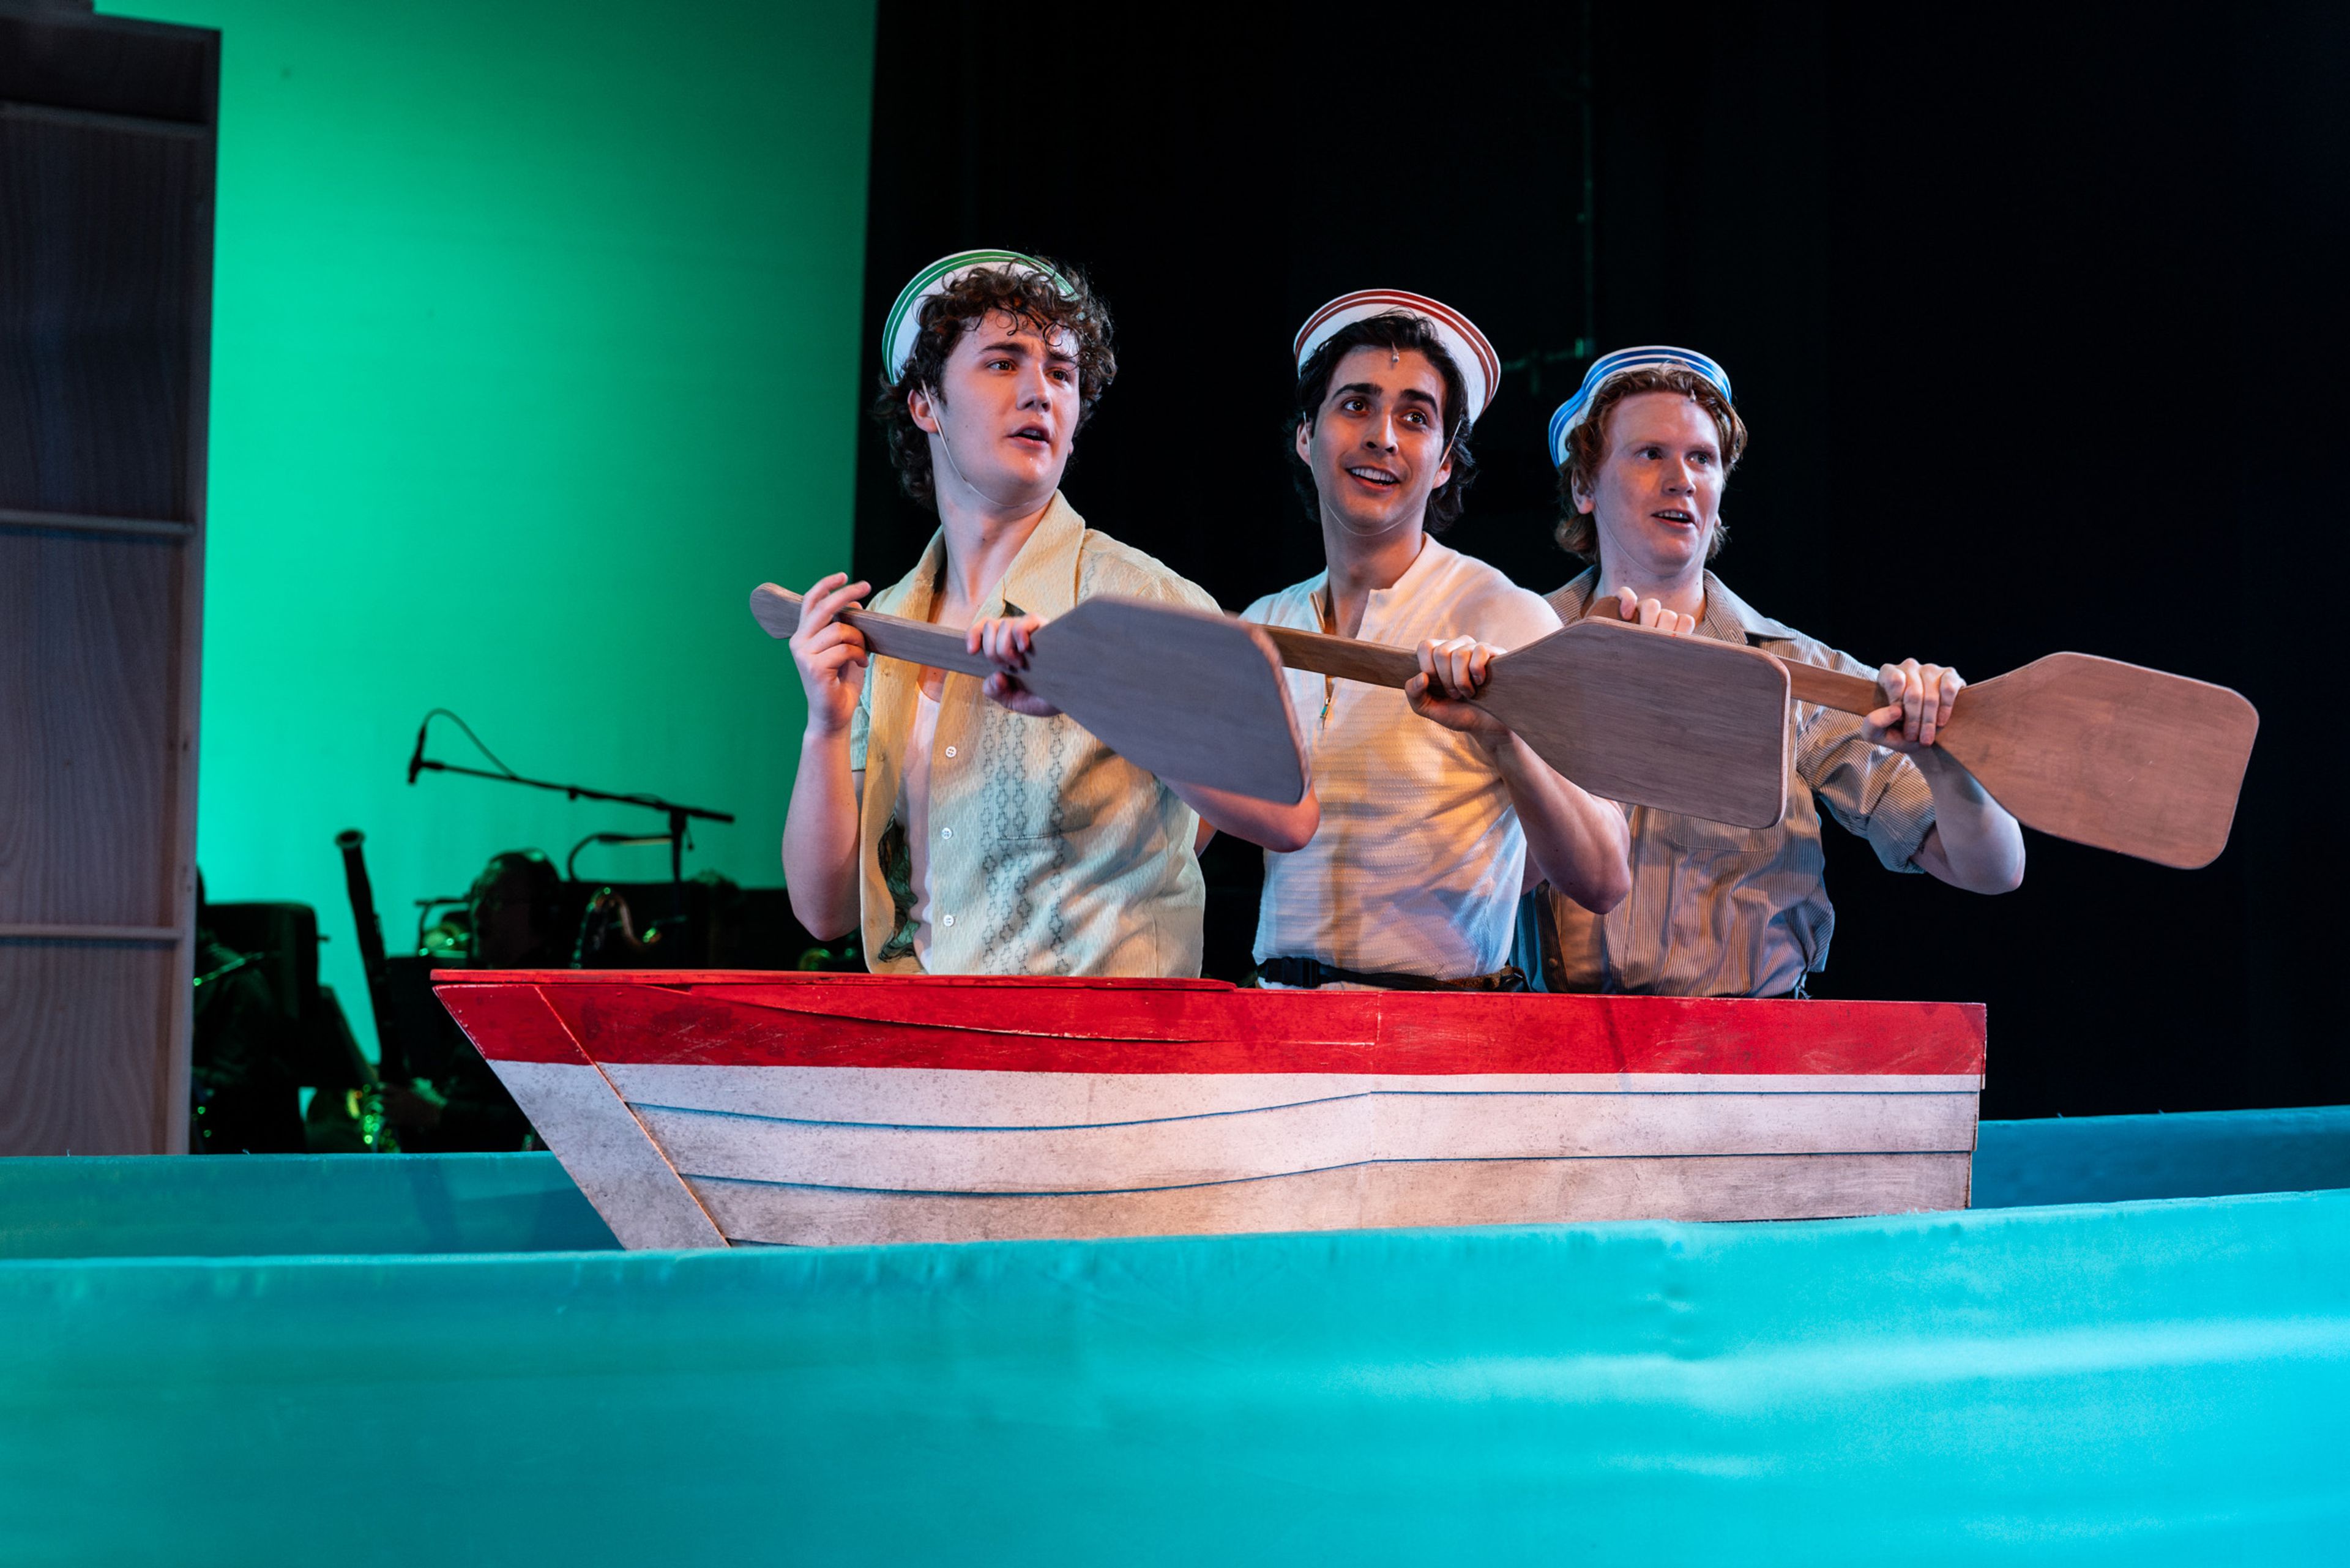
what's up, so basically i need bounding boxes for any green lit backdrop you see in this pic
[110,1,876,1054]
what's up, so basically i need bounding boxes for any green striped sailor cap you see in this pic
[1292,289,1502,424]
[882,249,1076,382]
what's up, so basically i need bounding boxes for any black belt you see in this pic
[1258,956,1527,993]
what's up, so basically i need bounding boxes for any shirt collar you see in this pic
[1311,534,1447,628]
[1381,534,1450,603]
[1553,565,1797,646]
[996,490,1087,619]
[898,490,1088,624]
[1696,572,1800,644]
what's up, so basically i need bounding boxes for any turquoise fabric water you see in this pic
[3,1111,2346,1564]
[4,1192,2346,1564]
[1972,1105,2350,1207]
[0,1149,619,1258]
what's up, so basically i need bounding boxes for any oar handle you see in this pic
[750,583,998,679]
[1256,624,1422,689]
[1581,596,1884,715]
[1781,663,1884,715]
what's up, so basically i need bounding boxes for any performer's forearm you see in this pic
[1911,748,2026,894]
[1492,734,1632,913]
[1167,780,1320,854]
[781,728,862,939]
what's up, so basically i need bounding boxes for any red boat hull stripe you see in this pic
[435,977,1986,1077]
[439,982,597,1067]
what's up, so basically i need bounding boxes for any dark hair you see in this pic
[873,259,1117,507]
[1287,313,1479,533]
[1554,365,1747,562]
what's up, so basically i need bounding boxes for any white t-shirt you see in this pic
[1242,537,1562,980]
[895,687,942,966]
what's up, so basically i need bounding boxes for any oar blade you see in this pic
[1942,654,2258,870]
[1483,621,1792,828]
[750,583,802,640]
[1026,597,1309,805]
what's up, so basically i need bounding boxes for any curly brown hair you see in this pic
[873,259,1117,507]
[1288,313,1479,533]
[1554,365,1747,562]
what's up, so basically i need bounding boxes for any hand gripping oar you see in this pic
[752,584,1308,805]
[1588,599,2258,868]
[1255,619,1793,829]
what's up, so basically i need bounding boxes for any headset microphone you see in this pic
[920,387,1037,513]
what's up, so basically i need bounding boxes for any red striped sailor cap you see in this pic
[883,249,1075,382]
[1292,289,1502,424]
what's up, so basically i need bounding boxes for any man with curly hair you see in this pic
[1532,347,2024,996]
[1238,292,1633,991]
[782,251,1316,976]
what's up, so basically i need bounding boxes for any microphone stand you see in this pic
[412,755,733,924]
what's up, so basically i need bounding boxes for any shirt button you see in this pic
[941,914,955,928]
[940,827,952,839]
[943,745,957,758]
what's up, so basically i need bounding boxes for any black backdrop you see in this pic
[850,2,2349,1119]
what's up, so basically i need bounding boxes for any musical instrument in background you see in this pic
[335,830,409,1087]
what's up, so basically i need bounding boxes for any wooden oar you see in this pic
[1256,619,1793,830]
[751,584,1308,805]
[1586,598,2258,868]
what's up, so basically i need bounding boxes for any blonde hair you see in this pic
[1554,366,1748,562]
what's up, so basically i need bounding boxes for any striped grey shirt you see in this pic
[1536,568,1937,998]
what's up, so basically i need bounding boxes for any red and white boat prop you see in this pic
[436,972,1986,1250]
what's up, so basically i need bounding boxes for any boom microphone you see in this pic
[406,715,428,785]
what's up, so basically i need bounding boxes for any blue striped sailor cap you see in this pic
[882,249,1076,383]
[1547,346,1734,466]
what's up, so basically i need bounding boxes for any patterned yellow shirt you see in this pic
[1537,567,1938,998]
[847,492,1217,976]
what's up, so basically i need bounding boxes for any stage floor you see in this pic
[3,1108,2346,1564]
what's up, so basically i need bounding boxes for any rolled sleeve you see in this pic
[1797,706,1938,873]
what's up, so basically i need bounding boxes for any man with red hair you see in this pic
[1534,347,2024,996]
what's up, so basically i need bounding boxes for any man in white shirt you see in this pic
[1240,292,1632,989]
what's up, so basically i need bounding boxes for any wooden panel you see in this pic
[0,942,179,1154]
[0,12,215,1155]
[0,507,191,538]
[0,528,184,928]
[0,112,203,520]
[693,1152,1978,1247]
[0,13,217,126]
